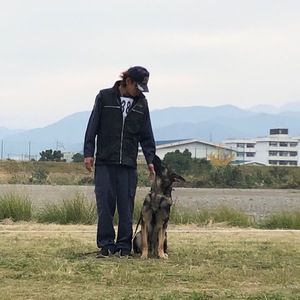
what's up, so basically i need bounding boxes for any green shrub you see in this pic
[77,176,94,185]
[170,203,253,227]
[29,167,49,184]
[259,211,300,229]
[3,160,300,188]
[36,193,97,225]
[279,180,300,189]
[51,176,76,185]
[0,193,33,221]
[170,203,196,224]
[211,205,252,227]
[137,164,150,187]
[223,165,243,187]
[7,174,23,184]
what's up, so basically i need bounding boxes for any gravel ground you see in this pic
[1,185,300,220]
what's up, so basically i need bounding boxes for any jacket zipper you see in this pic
[120,117,125,164]
[118,96,125,164]
[119,100,140,164]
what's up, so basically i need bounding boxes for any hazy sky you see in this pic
[1,0,300,129]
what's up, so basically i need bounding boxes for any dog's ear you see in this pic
[152,155,162,166]
[152,155,163,176]
[173,174,185,183]
[171,172,185,182]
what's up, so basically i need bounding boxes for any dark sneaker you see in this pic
[96,247,110,258]
[119,249,133,259]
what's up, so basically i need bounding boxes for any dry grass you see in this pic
[1,222,300,299]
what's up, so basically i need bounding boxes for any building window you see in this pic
[246,152,255,157]
[246,143,255,148]
[279,160,288,165]
[270,129,288,135]
[269,151,277,156]
[269,160,277,165]
[236,143,244,148]
[290,142,298,147]
[237,152,244,157]
[279,151,288,156]
[289,161,298,166]
[269,141,277,146]
[279,142,288,147]
[290,151,298,157]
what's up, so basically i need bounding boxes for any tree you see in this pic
[72,153,84,163]
[207,146,235,166]
[39,149,64,162]
[197,158,213,172]
[163,149,193,173]
[29,167,49,184]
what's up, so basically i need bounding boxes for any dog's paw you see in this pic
[140,254,148,259]
[158,252,169,259]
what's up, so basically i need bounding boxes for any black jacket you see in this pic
[84,81,156,168]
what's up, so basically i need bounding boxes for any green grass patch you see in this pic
[36,193,97,225]
[2,190,300,230]
[0,192,33,221]
[259,211,300,229]
[171,203,253,228]
[1,225,300,299]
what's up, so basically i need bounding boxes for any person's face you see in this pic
[125,78,140,97]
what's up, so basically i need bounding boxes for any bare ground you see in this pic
[1,184,300,220]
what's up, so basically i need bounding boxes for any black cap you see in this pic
[127,66,150,92]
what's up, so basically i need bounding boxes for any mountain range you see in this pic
[1,102,300,159]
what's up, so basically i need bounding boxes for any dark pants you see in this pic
[94,164,137,253]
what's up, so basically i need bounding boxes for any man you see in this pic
[84,66,156,258]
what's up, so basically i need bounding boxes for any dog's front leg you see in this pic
[158,228,168,259]
[140,223,148,259]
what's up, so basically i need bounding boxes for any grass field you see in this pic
[1,222,300,299]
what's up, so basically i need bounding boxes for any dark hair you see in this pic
[120,71,132,87]
[120,71,134,87]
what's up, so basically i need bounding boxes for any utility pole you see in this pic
[28,141,31,161]
[1,140,3,160]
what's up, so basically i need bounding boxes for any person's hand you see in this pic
[84,157,94,173]
[147,163,155,180]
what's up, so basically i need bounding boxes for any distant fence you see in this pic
[5,154,39,161]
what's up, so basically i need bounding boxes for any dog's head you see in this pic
[152,155,185,197]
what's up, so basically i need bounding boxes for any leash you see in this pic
[132,190,151,240]
[77,250,99,257]
[132,214,142,240]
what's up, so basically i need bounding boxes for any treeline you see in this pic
[161,149,300,189]
[1,150,300,188]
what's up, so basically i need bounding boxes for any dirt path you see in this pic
[172,188,300,220]
[1,185,300,220]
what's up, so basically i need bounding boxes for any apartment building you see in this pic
[222,128,300,166]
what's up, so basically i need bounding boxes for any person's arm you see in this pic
[84,157,94,173]
[147,163,155,180]
[139,102,156,179]
[83,93,102,172]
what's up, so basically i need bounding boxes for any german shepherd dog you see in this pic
[133,155,185,259]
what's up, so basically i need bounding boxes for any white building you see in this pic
[222,128,300,166]
[62,152,76,162]
[138,139,236,163]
